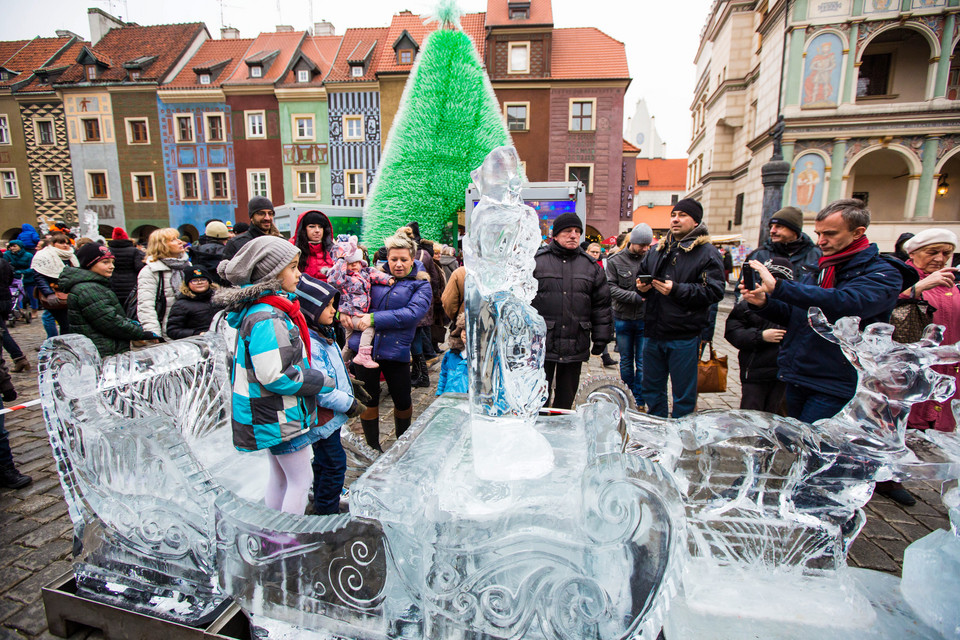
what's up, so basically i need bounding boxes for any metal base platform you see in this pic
[42,572,251,640]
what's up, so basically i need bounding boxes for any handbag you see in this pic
[889,297,936,344]
[697,341,728,393]
[36,286,68,311]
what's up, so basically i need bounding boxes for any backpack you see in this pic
[125,271,166,323]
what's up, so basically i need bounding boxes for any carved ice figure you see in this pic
[463,146,552,480]
[79,208,105,243]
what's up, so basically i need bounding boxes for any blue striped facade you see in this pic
[327,91,380,207]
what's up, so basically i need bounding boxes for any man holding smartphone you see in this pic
[638,199,725,418]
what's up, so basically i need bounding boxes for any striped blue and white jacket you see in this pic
[216,280,334,452]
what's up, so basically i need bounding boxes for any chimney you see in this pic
[87,8,125,45]
[313,21,335,36]
[221,26,240,39]
[276,25,294,32]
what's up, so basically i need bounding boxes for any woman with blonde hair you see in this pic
[137,227,189,339]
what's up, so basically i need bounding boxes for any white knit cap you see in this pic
[903,229,958,255]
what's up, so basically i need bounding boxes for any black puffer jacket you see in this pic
[165,284,219,339]
[532,241,613,363]
[724,299,784,384]
[107,238,144,304]
[189,237,227,286]
[605,247,645,321]
[640,223,725,340]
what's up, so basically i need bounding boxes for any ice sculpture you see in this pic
[79,208,105,243]
[462,145,552,480]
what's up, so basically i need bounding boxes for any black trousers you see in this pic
[544,361,582,410]
[740,380,786,415]
[355,359,413,413]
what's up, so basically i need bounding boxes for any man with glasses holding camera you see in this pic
[224,197,284,260]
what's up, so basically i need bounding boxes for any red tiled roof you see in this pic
[13,40,88,93]
[324,27,388,83]
[0,40,31,67]
[0,37,78,88]
[56,23,206,85]
[633,205,673,229]
[623,139,640,154]
[485,0,553,27]
[276,35,341,87]
[635,158,686,190]
[222,31,305,85]
[551,28,628,80]
[163,38,254,89]
[376,11,486,75]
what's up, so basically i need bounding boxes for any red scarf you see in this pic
[260,295,312,364]
[817,235,870,289]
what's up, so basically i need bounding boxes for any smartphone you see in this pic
[638,275,653,285]
[742,265,755,289]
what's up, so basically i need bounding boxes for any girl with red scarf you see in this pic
[291,210,334,281]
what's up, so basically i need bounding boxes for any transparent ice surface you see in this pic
[463,146,551,480]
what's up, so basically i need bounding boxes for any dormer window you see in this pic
[399,50,413,64]
[85,65,97,81]
[199,73,211,85]
[508,1,530,19]
[129,70,140,81]
[351,65,363,77]
[297,69,310,83]
[250,65,262,78]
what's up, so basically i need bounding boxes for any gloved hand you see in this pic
[350,376,374,406]
[45,295,59,308]
[346,399,369,419]
[591,342,606,355]
[2,389,17,403]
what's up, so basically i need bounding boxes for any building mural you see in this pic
[328,91,380,207]
[802,32,844,108]
[20,100,76,226]
[791,152,827,214]
[63,92,124,231]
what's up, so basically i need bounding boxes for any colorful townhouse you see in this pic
[323,27,388,208]
[221,30,305,223]
[157,36,254,238]
[1,35,85,233]
[53,17,208,239]
[275,33,341,212]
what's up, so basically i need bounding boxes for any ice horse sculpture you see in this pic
[619,310,960,637]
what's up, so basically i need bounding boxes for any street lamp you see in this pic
[937,174,949,197]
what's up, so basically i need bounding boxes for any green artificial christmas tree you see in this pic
[362,2,512,250]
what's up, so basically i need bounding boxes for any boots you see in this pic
[352,345,379,369]
[359,406,381,452]
[12,356,29,373]
[394,407,413,439]
[0,466,32,489]
[411,354,430,388]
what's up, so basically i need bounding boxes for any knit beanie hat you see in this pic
[769,207,804,236]
[248,196,274,216]
[218,235,300,286]
[673,198,704,224]
[552,212,583,237]
[630,223,653,245]
[298,210,327,233]
[205,220,229,239]
[111,227,129,240]
[76,243,114,269]
[295,274,340,326]
[184,266,211,285]
[903,228,958,255]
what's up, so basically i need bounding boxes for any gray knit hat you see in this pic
[630,223,653,245]
[218,236,300,286]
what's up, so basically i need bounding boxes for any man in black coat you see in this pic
[740,206,820,284]
[638,199,725,418]
[189,220,229,286]
[107,227,144,304]
[223,197,283,260]
[532,212,613,409]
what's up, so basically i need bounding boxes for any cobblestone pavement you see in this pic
[0,294,951,639]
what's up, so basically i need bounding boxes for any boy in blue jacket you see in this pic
[295,275,368,515]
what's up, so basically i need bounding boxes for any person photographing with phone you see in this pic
[637,199,725,418]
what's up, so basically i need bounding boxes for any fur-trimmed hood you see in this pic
[213,277,284,312]
[656,223,712,253]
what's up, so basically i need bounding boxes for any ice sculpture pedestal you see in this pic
[350,395,684,640]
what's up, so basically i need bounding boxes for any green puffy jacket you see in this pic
[58,266,154,358]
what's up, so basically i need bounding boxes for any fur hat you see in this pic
[218,236,300,286]
[769,207,804,236]
[295,274,340,326]
[552,212,582,237]
[903,229,958,255]
[76,243,114,269]
[248,196,274,216]
[111,227,129,240]
[630,224,653,245]
[205,221,229,239]
[673,198,703,224]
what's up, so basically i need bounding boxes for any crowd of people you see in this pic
[1,195,957,513]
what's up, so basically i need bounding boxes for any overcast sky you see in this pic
[2,0,713,155]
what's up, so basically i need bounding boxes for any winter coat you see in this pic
[438,254,459,282]
[107,238,144,304]
[165,284,220,339]
[436,350,469,395]
[758,244,913,400]
[16,224,39,251]
[308,328,356,440]
[188,237,227,286]
[347,260,432,362]
[137,259,181,338]
[532,241,614,363]
[639,224,726,340]
[291,210,335,281]
[416,248,444,328]
[3,241,34,286]
[59,266,154,358]
[724,299,784,384]
[223,224,281,260]
[441,266,466,320]
[605,247,646,321]
[0,258,12,302]
[215,279,334,452]
[326,258,393,316]
[744,233,821,274]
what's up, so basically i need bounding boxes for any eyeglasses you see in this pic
[255,210,275,217]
